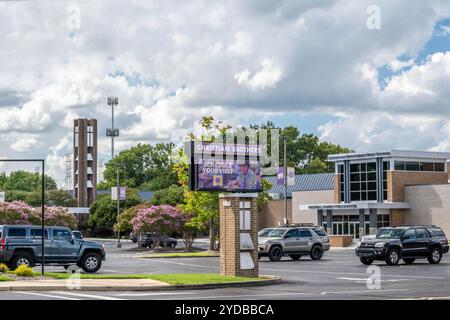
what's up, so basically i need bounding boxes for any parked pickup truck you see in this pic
[0,225,105,273]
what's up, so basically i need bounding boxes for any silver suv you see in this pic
[258,227,330,261]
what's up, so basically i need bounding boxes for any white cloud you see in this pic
[235,59,282,90]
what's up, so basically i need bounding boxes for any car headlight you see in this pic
[374,242,385,248]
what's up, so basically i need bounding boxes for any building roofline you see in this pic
[328,149,450,162]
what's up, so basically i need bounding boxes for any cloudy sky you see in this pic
[1,0,450,187]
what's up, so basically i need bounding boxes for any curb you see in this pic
[0,276,281,292]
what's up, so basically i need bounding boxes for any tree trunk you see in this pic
[209,221,217,251]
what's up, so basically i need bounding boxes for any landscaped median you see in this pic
[0,271,281,291]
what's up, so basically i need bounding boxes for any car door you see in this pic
[283,229,300,253]
[51,228,78,262]
[30,228,51,262]
[415,228,432,256]
[401,229,418,257]
[298,229,313,253]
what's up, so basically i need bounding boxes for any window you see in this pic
[383,161,390,201]
[416,229,429,239]
[428,228,445,237]
[87,126,94,147]
[284,229,299,238]
[394,161,445,172]
[403,229,416,240]
[74,126,79,147]
[31,229,48,239]
[8,228,26,237]
[350,161,377,202]
[338,164,345,202]
[299,230,312,238]
[313,229,327,237]
[377,214,390,229]
[52,229,72,240]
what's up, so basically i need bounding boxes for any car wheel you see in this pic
[169,242,176,249]
[428,247,442,264]
[132,239,137,243]
[310,245,324,260]
[81,252,102,273]
[12,252,34,269]
[149,241,156,249]
[289,254,301,261]
[385,249,400,265]
[360,257,374,265]
[403,258,415,265]
[268,246,283,261]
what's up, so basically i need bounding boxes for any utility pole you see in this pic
[283,136,288,226]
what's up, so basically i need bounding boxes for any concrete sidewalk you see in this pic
[0,279,169,292]
[0,276,281,292]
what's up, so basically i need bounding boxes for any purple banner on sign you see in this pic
[119,187,126,201]
[277,167,284,185]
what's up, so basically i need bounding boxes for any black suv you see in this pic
[356,225,449,265]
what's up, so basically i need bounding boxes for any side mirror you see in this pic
[70,235,76,244]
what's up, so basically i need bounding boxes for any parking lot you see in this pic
[2,239,450,300]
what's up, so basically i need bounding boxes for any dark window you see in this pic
[405,162,420,171]
[31,229,48,239]
[52,229,72,240]
[8,228,26,237]
[299,230,312,238]
[383,161,390,171]
[367,162,377,172]
[403,229,416,240]
[351,192,361,201]
[428,228,446,237]
[421,162,434,171]
[284,229,299,238]
[394,161,405,171]
[416,229,429,239]
[338,164,344,174]
[435,162,445,172]
[350,163,360,172]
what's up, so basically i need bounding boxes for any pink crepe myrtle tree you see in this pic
[131,205,188,236]
[0,201,77,229]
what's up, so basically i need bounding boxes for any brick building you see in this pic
[293,150,450,239]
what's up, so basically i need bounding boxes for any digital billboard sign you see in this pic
[195,158,262,192]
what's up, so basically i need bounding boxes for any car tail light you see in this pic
[0,238,5,250]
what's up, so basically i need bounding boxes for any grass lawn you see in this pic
[43,272,261,284]
[0,275,13,281]
[141,251,219,258]
[146,274,260,285]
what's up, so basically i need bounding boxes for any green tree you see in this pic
[150,186,185,206]
[25,189,77,207]
[249,122,351,174]
[88,189,142,230]
[1,171,57,192]
[100,143,178,191]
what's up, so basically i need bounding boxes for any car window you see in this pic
[53,229,72,240]
[313,229,327,237]
[416,229,429,239]
[284,229,299,238]
[8,228,26,238]
[267,229,288,237]
[258,229,273,237]
[428,228,446,237]
[299,229,312,238]
[403,229,416,240]
[376,228,405,239]
[31,229,48,239]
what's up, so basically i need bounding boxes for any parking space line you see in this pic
[115,292,194,297]
[320,289,409,295]
[50,291,125,300]
[18,292,81,300]
[260,268,445,279]
[171,292,310,300]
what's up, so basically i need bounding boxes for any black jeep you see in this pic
[355,225,449,265]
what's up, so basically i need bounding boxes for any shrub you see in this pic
[14,265,34,277]
[131,205,187,235]
[0,263,9,273]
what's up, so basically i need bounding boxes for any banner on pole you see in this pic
[287,167,295,186]
[111,187,126,201]
[0,192,4,203]
[277,167,284,185]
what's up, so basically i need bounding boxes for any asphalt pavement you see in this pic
[3,239,450,300]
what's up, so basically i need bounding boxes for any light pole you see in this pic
[107,97,121,248]
[283,137,288,226]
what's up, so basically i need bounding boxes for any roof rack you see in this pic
[281,223,316,228]
[392,225,438,228]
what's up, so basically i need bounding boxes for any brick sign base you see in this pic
[219,193,259,278]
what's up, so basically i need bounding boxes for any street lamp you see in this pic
[107,97,121,248]
[106,97,119,161]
